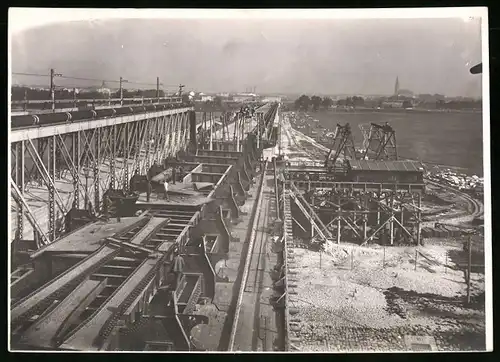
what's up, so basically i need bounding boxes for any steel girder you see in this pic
[10,110,191,246]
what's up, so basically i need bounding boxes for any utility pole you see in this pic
[222,112,226,141]
[23,89,28,112]
[156,77,160,104]
[50,68,54,112]
[209,112,213,151]
[278,112,283,156]
[119,77,128,106]
[236,113,240,152]
[50,68,62,112]
[467,236,472,304]
[257,113,260,149]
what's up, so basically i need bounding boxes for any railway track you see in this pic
[227,160,280,351]
[426,179,484,219]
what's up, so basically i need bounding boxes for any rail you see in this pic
[227,160,268,351]
[282,185,290,351]
[273,157,280,220]
[426,179,483,218]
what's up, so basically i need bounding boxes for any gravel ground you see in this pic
[288,239,486,352]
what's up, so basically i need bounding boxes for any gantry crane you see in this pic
[359,122,398,161]
[324,123,357,172]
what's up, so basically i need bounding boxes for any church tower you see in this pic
[394,76,400,96]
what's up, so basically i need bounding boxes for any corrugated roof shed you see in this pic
[348,160,424,172]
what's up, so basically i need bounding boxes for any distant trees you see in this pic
[310,96,322,111]
[292,93,480,112]
[213,96,223,108]
[201,96,227,111]
[321,96,334,110]
[294,94,334,111]
[435,99,481,110]
[336,96,364,107]
[294,95,311,111]
[402,100,413,109]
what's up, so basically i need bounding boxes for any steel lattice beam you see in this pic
[10,109,192,246]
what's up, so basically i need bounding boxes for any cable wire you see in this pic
[13,71,180,87]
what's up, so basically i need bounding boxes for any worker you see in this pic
[87,200,94,216]
[146,178,152,202]
[163,180,169,201]
[305,172,311,191]
[172,165,177,185]
[129,171,136,193]
[179,166,185,183]
[102,192,110,221]
[171,249,185,289]
[116,198,122,222]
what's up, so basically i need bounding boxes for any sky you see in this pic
[9,8,486,97]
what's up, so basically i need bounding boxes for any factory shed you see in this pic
[347,160,424,183]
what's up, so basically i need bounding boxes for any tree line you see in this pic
[294,94,481,111]
[294,95,366,111]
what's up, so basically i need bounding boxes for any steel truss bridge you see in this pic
[9,103,272,247]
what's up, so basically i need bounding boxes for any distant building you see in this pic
[382,101,404,108]
[262,96,282,102]
[81,81,111,95]
[201,95,214,102]
[233,95,254,103]
[398,89,414,97]
[62,87,80,94]
[97,87,111,95]
[394,76,400,96]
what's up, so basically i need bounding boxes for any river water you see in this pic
[311,111,484,176]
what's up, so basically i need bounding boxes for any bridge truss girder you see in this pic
[10,110,191,246]
[198,111,260,153]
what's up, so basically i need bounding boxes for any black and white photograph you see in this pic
[8,8,491,352]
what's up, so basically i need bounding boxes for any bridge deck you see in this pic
[10,107,192,142]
